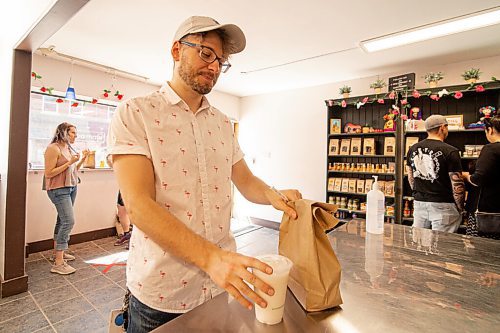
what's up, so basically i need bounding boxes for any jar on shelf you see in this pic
[353,199,360,210]
[340,197,347,208]
[328,196,334,204]
[347,199,353,210]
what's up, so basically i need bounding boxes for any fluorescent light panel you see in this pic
[361,7,500,52]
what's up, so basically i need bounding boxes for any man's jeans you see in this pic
[413,201,461,233]
[47,186,77,251]
[128,294,182,333]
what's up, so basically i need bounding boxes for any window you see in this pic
[28,91,117,169]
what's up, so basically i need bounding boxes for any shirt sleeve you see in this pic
[406,147,413,167]
[470,144,492,187]
[107,100,151,164]
[447,149,462,173]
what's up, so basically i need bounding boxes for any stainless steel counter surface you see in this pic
[153,220,500,333]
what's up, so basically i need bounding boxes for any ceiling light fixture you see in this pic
[360,7,500,53]
[64,60,77,100]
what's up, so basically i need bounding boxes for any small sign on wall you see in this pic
[389,73,415,91]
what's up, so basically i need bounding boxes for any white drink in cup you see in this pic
[253,254,293,325]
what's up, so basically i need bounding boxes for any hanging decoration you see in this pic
[31,66,128,106]
[115,90,124,100]
[31,71,55,95]
[325,76,499,109]
[31,72,42,80]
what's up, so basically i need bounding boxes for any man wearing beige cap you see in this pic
[406,114,465,233]
[107,16,302,332]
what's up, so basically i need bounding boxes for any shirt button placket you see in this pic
[191,113,213,242]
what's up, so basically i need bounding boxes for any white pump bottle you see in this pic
[366,175,385,234]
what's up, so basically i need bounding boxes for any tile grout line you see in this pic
[66,267,114,323]
[28,290,58,332]
[65,252,121,322]
[0,308,38,325]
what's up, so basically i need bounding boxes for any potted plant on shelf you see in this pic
[462,68,481,84]
[370,78,386,94]
[423,72,444,88]
[339,85,352,98]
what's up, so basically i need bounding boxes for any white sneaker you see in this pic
[50,262,76,275]
[49,252,75,262]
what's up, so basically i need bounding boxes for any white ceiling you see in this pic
[42,0,500,97]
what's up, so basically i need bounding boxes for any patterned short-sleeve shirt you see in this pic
[107,84,244,313]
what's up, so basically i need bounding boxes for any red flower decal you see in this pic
[475,85,485,92]
[412,90,421,98]
[377,98,384,104]
[341,100,347,108]
[362,97,369,103]
[388,91,396,99]
[430,94,440,101]
[454,91,463,99]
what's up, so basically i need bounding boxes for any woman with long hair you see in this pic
[464,115,500,239]
[44,122,89,274]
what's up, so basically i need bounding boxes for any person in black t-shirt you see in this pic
[406,115,465,233]
[464,116,500,238]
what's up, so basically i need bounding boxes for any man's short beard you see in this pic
[178,54,217,95]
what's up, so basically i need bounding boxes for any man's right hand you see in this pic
[70,154,80,164]
[204,248,275,310]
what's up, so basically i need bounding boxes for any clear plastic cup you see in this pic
[253,254,293,325]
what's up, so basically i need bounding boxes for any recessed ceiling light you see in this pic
[360,7,500,52]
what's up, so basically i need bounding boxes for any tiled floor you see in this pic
[0,236,128,333]
[0,221,270,333]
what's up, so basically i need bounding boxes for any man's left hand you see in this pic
[265,188,302,219]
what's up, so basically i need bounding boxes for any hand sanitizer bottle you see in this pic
[366,175,385,234]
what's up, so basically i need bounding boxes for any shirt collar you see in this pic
[160,83,211,113]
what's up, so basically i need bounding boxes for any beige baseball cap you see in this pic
[174,16,246,54]
[425,114,448,131]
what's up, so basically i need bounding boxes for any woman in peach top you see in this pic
[44,122,88,275]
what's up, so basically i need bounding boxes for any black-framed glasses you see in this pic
[179,41,231,73]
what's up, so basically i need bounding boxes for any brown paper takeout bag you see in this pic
[83,150,96,169]
[279,199,342,312]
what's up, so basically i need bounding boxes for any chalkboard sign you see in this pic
[388,73,415,91]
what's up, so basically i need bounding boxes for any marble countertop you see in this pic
[153,220,500,333]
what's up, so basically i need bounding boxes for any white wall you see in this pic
[236,55,500,222]
[33,54,241,120]
[0,0,56,280]
[26,170,119,243]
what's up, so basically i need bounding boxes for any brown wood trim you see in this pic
[0,274,28,298]
[4,50,32,281]
[250,217,281,231]
[26,227,117,254]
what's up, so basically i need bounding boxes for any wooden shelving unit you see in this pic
[326,82,500,225]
